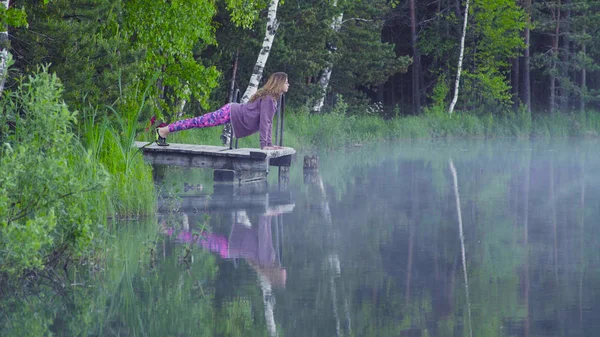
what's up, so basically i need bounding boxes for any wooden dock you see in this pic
[134,141,295,184]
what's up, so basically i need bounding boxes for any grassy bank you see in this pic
[0,69,155,284]
[145,100,600,152]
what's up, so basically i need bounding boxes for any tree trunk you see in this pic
[228,49,240,103]
[580,28,586,112]
[559,0,571,112]
[512,57,520,110]
[241,0,280,103]
[175,86,190,118]
[0,0,11,95]
[409,0,421,114]
[550,0,561,113]
[312,1,343,114]
[448,0,471,115]
[523,0,532,113]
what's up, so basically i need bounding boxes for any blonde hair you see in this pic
[249,72,288,103]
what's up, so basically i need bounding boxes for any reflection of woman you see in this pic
[228,214,287,288]
[162,211,284,337]
[161,213,286,288]
[228,213,284,337]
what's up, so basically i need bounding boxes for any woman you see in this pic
[156,72,289,150]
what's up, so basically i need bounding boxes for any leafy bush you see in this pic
[0,69,109,278]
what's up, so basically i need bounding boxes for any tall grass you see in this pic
[0,67,157,284]
[139,97,600,152]
[78,84,156,218]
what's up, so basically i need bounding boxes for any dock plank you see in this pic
[134,141,295,160]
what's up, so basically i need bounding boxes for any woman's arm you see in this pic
[259,97,276,149]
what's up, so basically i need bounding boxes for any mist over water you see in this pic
[4,139,600,337]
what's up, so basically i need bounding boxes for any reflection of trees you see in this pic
[449,158,473,337]
[313,170,351,337]
[0,216,266,337]
[4,142,600,337]
[281,141,600,337]
[523,149,531,337]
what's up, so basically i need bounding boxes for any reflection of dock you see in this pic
[157,187,294,213]
[135,141,295,184]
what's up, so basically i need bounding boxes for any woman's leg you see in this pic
[157,104,231,138]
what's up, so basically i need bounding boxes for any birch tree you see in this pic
[448,0,471,115]
[241,0,280,103]
[221,0,279,146]
[0,0,11,94]
[312,0,343,114]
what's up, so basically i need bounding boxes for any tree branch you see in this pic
[8,184,103,223]
[341,18,373,25]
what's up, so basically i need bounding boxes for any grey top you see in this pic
[228,215,277,268]
[230,95,277,149]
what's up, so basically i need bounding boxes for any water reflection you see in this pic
[162,204,292,337]
[3,140,600,337]
[154,170,296,337]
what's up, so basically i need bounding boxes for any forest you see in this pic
[2,0,599,121]
[2,2,600,336]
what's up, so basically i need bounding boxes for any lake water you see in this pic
[3,139,600,337]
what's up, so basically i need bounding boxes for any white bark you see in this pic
[312,2,343,113]
[448,0,470,115]
[0,0,10,95]
[258,273,277,337]
[449,158,473,337]
[241,0,280,103]
[175,86,191,118]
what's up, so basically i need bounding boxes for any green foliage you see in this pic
[123,0,220,117]
[0,69,109,277]
[9,0,146,114]
[225,0,268,29]
[462,0,525,108]
[420,0,525,110]
[78,106,155,217]
[0,6,28,28]
[430,74,450,110]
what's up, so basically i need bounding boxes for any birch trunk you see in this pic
[312,2,343,113]
[0,0,10,95]
[175,86,190,118]
[241,0,280,103]
[448,0,471,115]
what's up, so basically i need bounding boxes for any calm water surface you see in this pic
[4,139,600,337]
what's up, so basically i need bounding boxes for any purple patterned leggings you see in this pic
[168,104,231,133]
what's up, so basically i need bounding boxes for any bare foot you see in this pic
[158,127,169,138]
